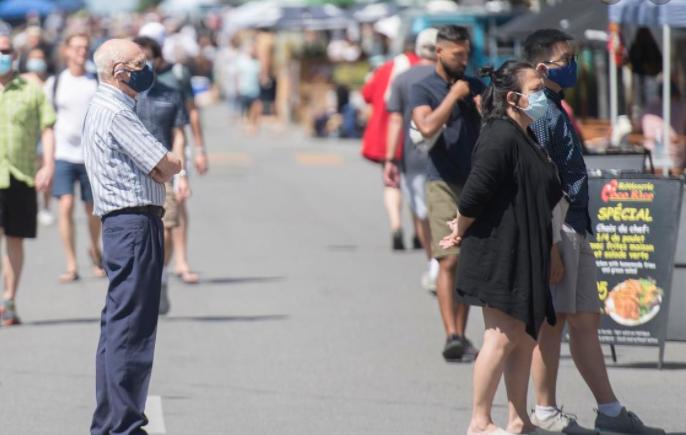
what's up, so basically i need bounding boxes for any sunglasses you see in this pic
[0,49,13,55]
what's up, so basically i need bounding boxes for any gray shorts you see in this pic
[550,224,601,314]
[400,170,428,220]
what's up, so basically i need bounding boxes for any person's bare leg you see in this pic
[43,191,52,212]
[172,200,198,282]
[468,306,519,434]
[85,202,106,277]
[419,218,433,259]
[504,331,537,434]
[384,187,403,233]
[436,255,458,336]
[58,195,78,274]
[247,100,263,133]
[164,229,174,267]
[254,100,263,131]
[456,302,470,338]
[532,313,568,408]
[567,312,617,404]
[4,237,24,302]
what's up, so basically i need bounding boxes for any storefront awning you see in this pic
[609,0,686,27]
[497,0,609,44]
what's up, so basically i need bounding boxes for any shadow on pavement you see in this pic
[161,315,288,323]
[199,276,285,285]
[17,315,288,327]
[608,362,686,370]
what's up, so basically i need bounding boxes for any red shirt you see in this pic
[361,52,420,163]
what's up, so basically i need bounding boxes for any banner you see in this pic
[588,175,683,346]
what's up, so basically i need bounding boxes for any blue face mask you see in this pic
[115,63,155,94]
[516,89,548,123]
[546,59,577,88]
[0,53,13,75]
[26,58,47,73]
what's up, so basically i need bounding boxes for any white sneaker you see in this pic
[532,408,598,435]
[421,271,437,293]
[38,210,56,226]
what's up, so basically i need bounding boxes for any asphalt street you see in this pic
[1,105,684,434]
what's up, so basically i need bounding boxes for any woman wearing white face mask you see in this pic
[439,60,566,435]
[21,47,49,86]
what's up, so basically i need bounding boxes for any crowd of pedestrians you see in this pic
[0,9,673,435]
[362,25,665,435]
[0,15,212,324]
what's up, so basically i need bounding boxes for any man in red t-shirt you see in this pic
[361,45,419,250]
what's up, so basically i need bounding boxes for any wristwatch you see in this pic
[385,158,398,165]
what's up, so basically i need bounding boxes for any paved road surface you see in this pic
[1,105,684,434]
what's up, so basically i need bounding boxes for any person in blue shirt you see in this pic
[410,25,484,362]
[524,29,664,435]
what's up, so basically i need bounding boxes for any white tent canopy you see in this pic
[609,0,686,168]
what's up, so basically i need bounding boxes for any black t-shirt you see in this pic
[409,72,485,185]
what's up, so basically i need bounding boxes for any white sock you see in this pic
[161,266,168,285]
[598,401,622,418]
[429,258,440,279]
[535,405,558,421]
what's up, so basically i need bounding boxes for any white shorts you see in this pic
[400,171,428,220]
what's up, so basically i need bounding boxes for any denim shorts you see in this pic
[52,160,94,203]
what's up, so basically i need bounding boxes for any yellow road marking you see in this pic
[208,152,253,166]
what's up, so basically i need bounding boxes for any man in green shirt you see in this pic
[0,34,56,326]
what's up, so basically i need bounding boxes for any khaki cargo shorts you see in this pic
[426,180,462,259]
[162,182,180,229]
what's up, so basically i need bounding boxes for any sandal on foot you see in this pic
[59,270,81,283]
[177,270,199,284]
[1,300,22,326]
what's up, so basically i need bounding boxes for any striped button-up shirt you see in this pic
[0,74,56,189]
[82,83,168,216]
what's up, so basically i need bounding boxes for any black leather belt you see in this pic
[105,205,165,218]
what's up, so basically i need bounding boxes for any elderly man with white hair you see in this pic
[83,38,182,435]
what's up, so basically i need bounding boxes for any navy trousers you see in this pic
[91,213,164,435]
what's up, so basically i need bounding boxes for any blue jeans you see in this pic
[52,160,94,203]
[91,212,164,435]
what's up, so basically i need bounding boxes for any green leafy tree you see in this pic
[138,0,163,12]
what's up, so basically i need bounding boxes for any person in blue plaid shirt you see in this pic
[524,29,664,435]
[133,36,191,316]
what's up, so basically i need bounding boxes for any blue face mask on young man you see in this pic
[0,53,13,75]
[546,59,578,88]
[115,63,155,93]
[515,89,548,123]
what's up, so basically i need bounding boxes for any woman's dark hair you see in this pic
[477,60,536,124]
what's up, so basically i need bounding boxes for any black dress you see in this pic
[456,117,563,339]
